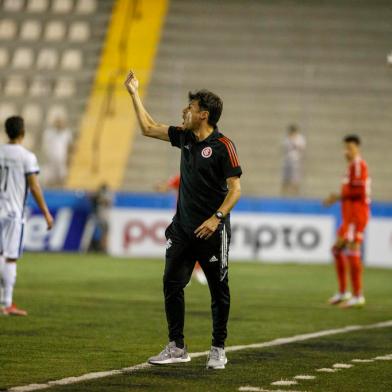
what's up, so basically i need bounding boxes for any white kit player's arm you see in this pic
[124,70,170,141]
[27,174,53,230]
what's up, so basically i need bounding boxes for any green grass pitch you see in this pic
[1,253,392,391]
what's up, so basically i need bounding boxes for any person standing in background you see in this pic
[281,124,306,196]
[42,116,73,188]
[324,135,370,308]
[89,183,113,253]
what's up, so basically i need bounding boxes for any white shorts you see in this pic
[0,218,24,259]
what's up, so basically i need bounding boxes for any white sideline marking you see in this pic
[316,368,340,373]
[333,363,353,369]
[8,319,392,392]
[374,354,392,361]
[239,387,303,392]
[294,375,316,380]
[271,380,298,386]
[352,359,375,363]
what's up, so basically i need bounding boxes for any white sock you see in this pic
[0,256,5,305]
[3,262,17,308]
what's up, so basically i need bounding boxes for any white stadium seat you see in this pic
[44,20,66,41]
[75,0,96,14]
[0,102,17,124]
[22,103,43,125]
[29,78,50,97]
[12,48,34,69]
[52,0,73,14]
[36,48,59,70]
[61,49,82,70]
[4,78,27,97]
[27,0,49,12]
[69,21,90,42]
[3,0,24,12]
[54,78,76,98]
[0,48,9,68]
[20,20,42,41]
[0,19,18,40]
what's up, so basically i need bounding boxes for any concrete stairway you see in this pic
[123,0,392,200]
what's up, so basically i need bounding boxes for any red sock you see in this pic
[347,250,362,297]
[332,247,347,294]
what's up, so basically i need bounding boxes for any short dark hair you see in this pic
[288,124,298,134]
[188,89,223,127]
[344,134,361,145]
[5,116,25,140]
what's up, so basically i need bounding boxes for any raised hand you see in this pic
[124,70,139,95]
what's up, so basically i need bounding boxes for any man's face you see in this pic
[344,142,359,162]
[53,117,65,130]
[182,100,208,131]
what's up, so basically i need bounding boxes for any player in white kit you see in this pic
[0,116,53,316]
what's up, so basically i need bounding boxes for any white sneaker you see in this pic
[340,296,366,308]
[193,268,208,285]
[328,292,352,305]
[148,342,191,365]
[206,346,228,369]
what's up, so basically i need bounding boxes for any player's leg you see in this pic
[0,221,4,307]
[1,219,27,316]
[343,242,364,307]
[163,223,195,348]
[57,160,68,187]
[197,222,230,369]
[148,222,193,365]
[329,226,351,305]
[341,221,367,308]
[281,161,291,196]
[0,254,5,307]
[3,259,18,309]
[290,161,301,196]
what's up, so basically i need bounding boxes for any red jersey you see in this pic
[341,157,370,222]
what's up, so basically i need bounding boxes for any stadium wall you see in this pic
[26,191,392,268]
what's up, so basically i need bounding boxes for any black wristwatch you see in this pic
[215,211,224,220]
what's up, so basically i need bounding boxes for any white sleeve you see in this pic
[300,135,306,148]
[24,152,40,175]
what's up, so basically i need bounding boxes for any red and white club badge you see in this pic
[201,147,212,158]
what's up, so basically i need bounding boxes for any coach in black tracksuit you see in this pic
[165,124,242,349]
[125,71,242,366]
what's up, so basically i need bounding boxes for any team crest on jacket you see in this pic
[201,147,212,158]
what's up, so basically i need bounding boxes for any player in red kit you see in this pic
[324,135,370,308]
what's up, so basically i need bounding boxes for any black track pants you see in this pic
[163,221,231,348]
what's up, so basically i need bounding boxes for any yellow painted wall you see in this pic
[67,0,168,190]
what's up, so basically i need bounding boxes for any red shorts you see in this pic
[337,217,368,244]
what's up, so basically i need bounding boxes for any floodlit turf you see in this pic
[1,253,392,391]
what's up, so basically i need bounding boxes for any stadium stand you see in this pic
[0,0,113,152]
[66,0,168,191]
[123,0,392,200]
